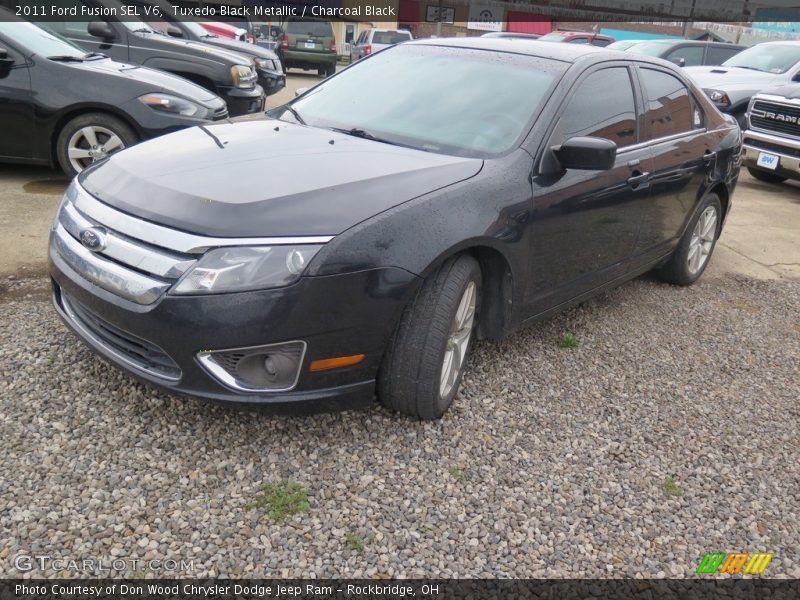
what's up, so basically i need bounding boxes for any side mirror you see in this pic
[552,136,617,171]
[166,24,183,38]
[792,72,800,83]
[295,87,309,97]
[670,56,686,67]
[87,21,116,40]
[0,48,14,78]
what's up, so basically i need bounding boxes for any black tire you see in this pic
[747,167,787,184]
[656,193,722,286]
[325,64,336,77]
[56,113,137,179]
[317,67,326,78]
[378,255,482,420]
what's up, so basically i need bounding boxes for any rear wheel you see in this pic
[325,63,336,77]
[747,167,787,184]
[56,113,137,179]
[657,193,722,286]
[379,255,481,420]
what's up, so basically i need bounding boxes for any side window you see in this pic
[707,46,740,65]
[568,37,589,44]
[592,38,611,47]
[50,0,91,36]
[639,68,695,139]
[666,45,704,66]
[356,31,368,45]
[554,67,637,148]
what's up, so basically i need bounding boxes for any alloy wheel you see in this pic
[67,126,126,173]
[687,205,718,275]
[439,281,477,399]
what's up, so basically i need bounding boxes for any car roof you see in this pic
[407,37,611,62]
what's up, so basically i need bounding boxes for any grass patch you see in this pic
[345,532,365,553]
[247,481,309,521]
[661,476,684,497]
[560,333,579,348]
[449,466,467,482]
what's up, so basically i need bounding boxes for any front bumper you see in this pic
[257,69,286,96]
[49,243,419,412]
[220,84,266,116]
[742,128,800,181]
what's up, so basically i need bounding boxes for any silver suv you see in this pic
[350,28,412,62]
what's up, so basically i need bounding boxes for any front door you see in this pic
[529,65,652,314]
[0,40,34,160]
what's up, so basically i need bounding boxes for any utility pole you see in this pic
[682,0,697,38]
[436,0,443,37]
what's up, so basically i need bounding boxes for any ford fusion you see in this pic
[49,39,741,419]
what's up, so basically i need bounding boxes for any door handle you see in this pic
[703,150,717,163]
[627,171,651,188]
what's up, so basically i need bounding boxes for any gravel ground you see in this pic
[0,273,798,579]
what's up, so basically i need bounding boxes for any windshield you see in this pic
[538,32,568,42]
[723,44,800,73]
[625,41,672,56]
[289,44,563,157]
[0,20,86,59]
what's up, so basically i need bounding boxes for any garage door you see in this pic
[506,12,551,35]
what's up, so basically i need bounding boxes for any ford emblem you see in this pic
[79,227,107,252]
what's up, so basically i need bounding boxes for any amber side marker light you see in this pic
[309,354,365,372]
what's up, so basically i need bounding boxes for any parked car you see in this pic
[199,22,249,43]
[538,31,616,46]
[606,40,647,51]
[685,41,800,127]
[277,19,337,77]
[481,32,541,40]
[623,40,745,67]
[741,84,800,183]
[49,38,740,419]
[0,15,227,177]
[123,0,285,97]
[350,28,413,62]
[42,0,264,116]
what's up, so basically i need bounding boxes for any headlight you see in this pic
[231,64,256,89]
[173,245,323,294]
[139,93,203,117]
[704,89,731,107]
[254,57,272,70]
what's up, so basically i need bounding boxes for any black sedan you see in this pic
[49,39,742,419]
[0,15,228,177]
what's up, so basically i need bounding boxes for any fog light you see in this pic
[197,341,306,392]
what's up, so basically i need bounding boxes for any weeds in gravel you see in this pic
[345,532,365,553]
[449,466,467,481]
[247,481,309,521]
[560,333,579,348]
[661,476,684,497]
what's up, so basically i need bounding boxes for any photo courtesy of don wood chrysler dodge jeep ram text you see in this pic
[49,39,742,420]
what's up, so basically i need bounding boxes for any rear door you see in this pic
[633,66,713,256]
[706,45,743,66]
[529,64,653,312]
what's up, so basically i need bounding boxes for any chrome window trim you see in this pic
[196,341,307,393]
[618,129,707,155]
[61,200,195,279]
[72,181,334,254]
[53,224,170,305]
[60,292,181,383]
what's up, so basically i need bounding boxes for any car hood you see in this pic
[79,120,484,237]
[64,57,219,104]
[684,65,783,89]
[133,31,254,66]
[195,35,279,61]
[755,83,800,100]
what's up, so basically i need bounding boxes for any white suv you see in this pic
[350,28,412,62]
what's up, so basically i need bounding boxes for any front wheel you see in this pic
[379,255,481,420]
[656,193,722,286]
[56,113,137,178]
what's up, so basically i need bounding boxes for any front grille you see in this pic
[61,292,181,381]
[743,136,800,159]
[750,100,800,137]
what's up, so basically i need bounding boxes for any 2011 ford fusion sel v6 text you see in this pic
[48,39,742,419]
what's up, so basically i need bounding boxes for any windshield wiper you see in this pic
[731,65,765,72]
[330,127,406,147]
[47,55,85,62]
[83,52,107,59]
[283,105,306,125]
[132,28,153,34]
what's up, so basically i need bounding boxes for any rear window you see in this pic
[287,20,333,37]
[372,31,412,45]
